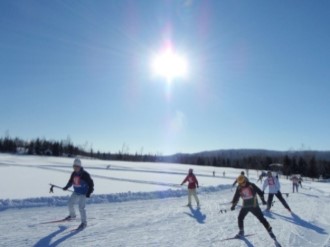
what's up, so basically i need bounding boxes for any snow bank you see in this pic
[0,184,231,211]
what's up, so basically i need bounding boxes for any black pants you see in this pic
[267,191,291,211]
[238,207,270,231]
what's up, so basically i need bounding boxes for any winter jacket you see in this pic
[291,176,299,184]
[232,182,265,208]
[263,175,280,194]
[64,168,94,196]
[181,173,199,189]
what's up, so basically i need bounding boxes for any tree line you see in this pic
[0,136,329,178]
[160,154,330,179]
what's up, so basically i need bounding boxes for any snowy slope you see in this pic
[0,154,330,247]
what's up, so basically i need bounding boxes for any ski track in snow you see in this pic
[2,188,330,247]
[0,154,330,247]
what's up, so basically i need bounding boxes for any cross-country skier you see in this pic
[257,171,267,183]
[263,171,291,212]
[63,158,94,230]
[291,175,299,193]
[298,176,303,188]
[231,175,278,241]
[181,168,200,207]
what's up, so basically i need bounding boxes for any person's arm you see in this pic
[252,183,266,204]
[194,175,199,188]
[262,179,268,192]
[181,175,188,185]
[231,187,240,210]
[275,177,281,191]
[84,172,94,197]
[63,173,74,190]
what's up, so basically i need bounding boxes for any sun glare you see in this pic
[151,48,188,82]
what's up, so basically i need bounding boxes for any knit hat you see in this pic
[73,158,82,167]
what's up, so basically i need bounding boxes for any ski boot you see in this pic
[268,227,276,240]
[64,215,76,221]
[235,230,244,238]
[77,222,87,230]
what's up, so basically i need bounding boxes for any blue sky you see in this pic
[0,0,329,155]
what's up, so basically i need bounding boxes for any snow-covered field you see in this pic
[0,154,329,247]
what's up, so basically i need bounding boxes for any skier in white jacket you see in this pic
[263,171,291,212]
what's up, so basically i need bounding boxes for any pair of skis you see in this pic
[40,217,86,232]
[220,233,282,247]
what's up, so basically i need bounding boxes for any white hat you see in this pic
[73,158,82,167]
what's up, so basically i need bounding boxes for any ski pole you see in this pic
[219,209,230,214]
[219,202,231,206]
[49,183,73,193]
[219,205,242,214]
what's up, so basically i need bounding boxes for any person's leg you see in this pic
[251,207,277,239]
[276,191,291,211]
[250,207,271,230]
[68,193,78,218]
[78,195,87,225]
[267,194,274,210]
[188,189,192,206]
[191,189,200,205]
[237,208,249,234]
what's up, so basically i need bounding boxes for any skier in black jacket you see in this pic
[63,158,94,230]
[231,175,277,240]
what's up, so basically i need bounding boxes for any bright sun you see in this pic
[151,48,188,82]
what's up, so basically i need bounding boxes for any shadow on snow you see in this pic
[271,212,327,235]
[184,206,206,224]
[33,225,81,247]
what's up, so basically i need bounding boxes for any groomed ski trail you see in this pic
[1,183,330,247]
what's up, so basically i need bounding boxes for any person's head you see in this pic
[188,168,193,174]
[73,158,82,172]
[267,171,272,177]
[240,171,245,175]
[237,175,247,187]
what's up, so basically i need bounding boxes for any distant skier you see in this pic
[257,171,267,183]
[231,175,278,241]
[233,171,248,187]
[213,171,215,177]
[223,171,226,177]
[291,175,299,193]
[181,168,200,207]
[298,176,303,188]
[263,171,291,212]
[63,158,94,230]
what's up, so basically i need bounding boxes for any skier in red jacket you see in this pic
[181,168,200,207]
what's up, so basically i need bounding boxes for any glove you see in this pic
[63,186,68,191]
[261,197,267,205]
[230,205,236,211]
[261,191,265,196]
[86,193,91,198]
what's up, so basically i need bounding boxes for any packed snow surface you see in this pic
[0,154,329,247]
